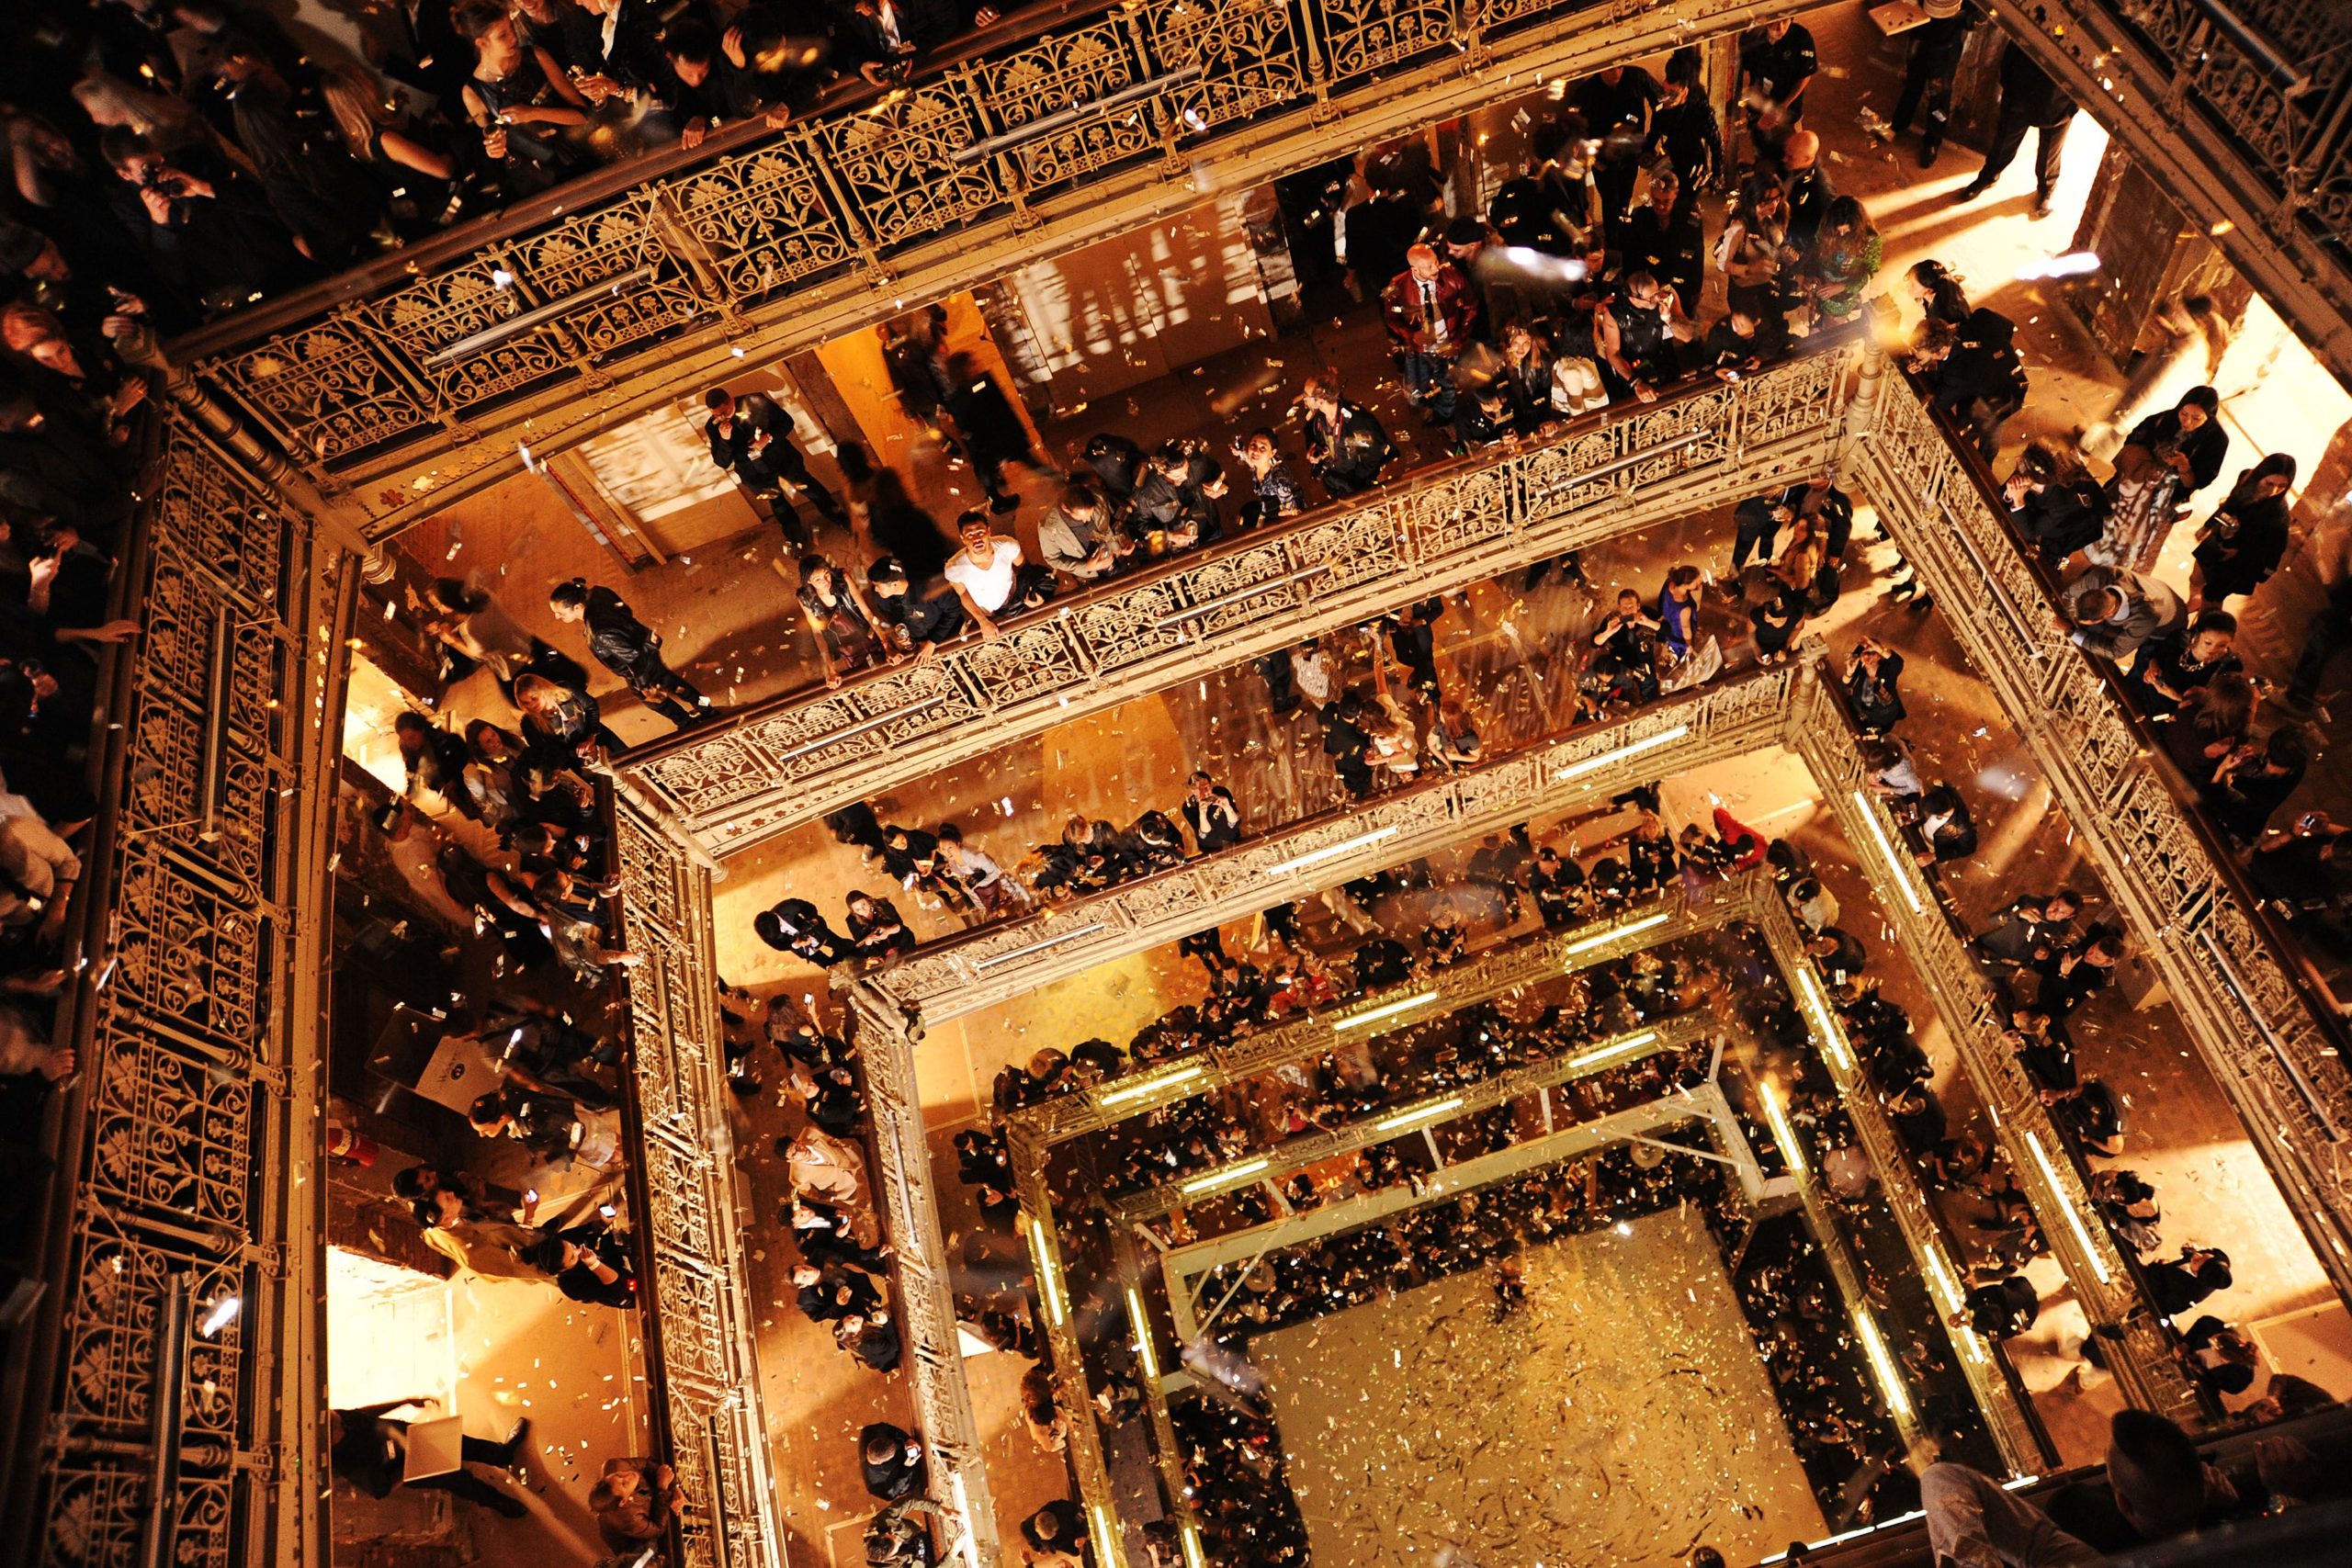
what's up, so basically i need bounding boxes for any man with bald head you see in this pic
[1381,242,1476,425]
[1781,129,1835,255]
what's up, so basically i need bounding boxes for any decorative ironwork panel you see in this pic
[197,311,433,464]
[817,84,1004,249]
[27,414,317,1568]
[627,348,1853,852]
[610,800,786,1568]
[1148,0,1312,132]
[1317,0,1459,77]
[664,135,858,300]
[976,21,1156,192]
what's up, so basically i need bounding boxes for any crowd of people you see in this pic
[0,0,1050,332]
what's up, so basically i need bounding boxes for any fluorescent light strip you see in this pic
[1260,825,1399,876]
[1562,911,1673,958]
[2025,1132,2112,1284]
[1374,1095,1464,1134]
[1758,1508,1929,1562]
[1181,1156,1270,1196]
[1555,724,1690,781]
[1852,1304,1915,1421]
[973,921,1107,969]
[1097,1064,1205,1107]
[1181,1523,1208,1568]
[1758,1078,1806,1177]
[1331,988,1439,1032]
[1091,1505,1118,1568]
[949,1474,978,1568]
[1794,967,1852,1074]
[1027,1218,1068,1325]
[1566,1029,1660,1071]
[1126,1286,1159,1380]
[1851,789,1924,914]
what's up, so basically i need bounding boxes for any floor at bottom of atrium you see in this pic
[1251,1205,1825,1568]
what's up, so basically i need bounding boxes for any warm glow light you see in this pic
[2026,1133,2112,1284]
[1027,1217,1068,1325]
[1181,1523,1208,1568]
[1331,989,1440,1032]
[1852,1305,1915,1421]
[1566,1029,1660,1071]
[1126,1287,1159,1380]
[1852,790,1924,913]
[1374,1096,1464,1134]
[1555,725,1690,781]
[1090,1505,1119,1568]
[1259,825,1399,875]
[1758,1078,1806,1177]
[1097,1064,1205,1106]
[1562,911,1672,958]
[1181,1157,1270,1196]
[1793,966,1852,1074]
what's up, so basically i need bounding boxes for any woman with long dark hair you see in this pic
[2190,453,2296,609]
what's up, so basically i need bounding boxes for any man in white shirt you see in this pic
[942,513,1052,637]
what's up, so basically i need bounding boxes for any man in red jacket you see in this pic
[1381,243,1478,425]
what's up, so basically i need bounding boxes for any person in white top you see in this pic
[942,512,1051,636]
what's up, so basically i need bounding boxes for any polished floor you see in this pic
[1252,1207,1826,1568]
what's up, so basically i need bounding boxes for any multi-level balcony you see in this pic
[15,4,2352,1568]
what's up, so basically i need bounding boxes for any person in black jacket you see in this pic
[1320,694,1376,797]
[548,580,710,729]
[845,890,914,957]
[528,1224,637,1308]
[394,712,481,818]
[1298,373,1394,498]
[2002,442,2110,566]
[1845,637,1905,733]
[1180,771,1242,853]
[941,352,1041,514]
[1912,783,1977,865]
[756,897,853,966]
[2116,387,2230,502]
[1617,169,1704,316]
[1956,39,2077,218]
[1645,49,1722,195]
[861,1423,926,1503]
[2143,1246,2232,1318]
[1889,0,1975,167]
[1916,308,2028,459]
[2123,611,2239,720]
[2190,455,2295,609]
[703,387,844,547]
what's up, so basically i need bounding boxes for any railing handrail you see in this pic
[619,345,1806,769]
[161,0,1118,363]
[858,660,1785,976]
[1904,369,2352,1069]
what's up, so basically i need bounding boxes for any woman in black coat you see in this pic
[1845,637,1905,732]
[942,351,1038,513]
[2190,453,2295,608]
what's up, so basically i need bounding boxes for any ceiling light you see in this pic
[1555,725,1689,781]
[1259,825,1398,875]
[1330,989,1439,1032]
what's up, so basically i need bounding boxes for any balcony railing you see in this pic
[1788,672,2213,1430]
[1994,0,2352,375]
[606,798,785,1568]
[626,343,1855,854]
[0,413,332,1567]
[1849,348,2352,1306]
[862,657,1806,1018]
[160,0,1795,531]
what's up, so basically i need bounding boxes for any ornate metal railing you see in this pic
[844,984,1004,1568]
[607,798,786,1568]
[1747,885,2057,1470]
[865,658,1807,1019]
[1851,353,2352,1305]
[627,344,1854,855]
[163,0,1799,534]
[1992,0,2352,377]
[1785,671,2213,1430]
[2,415,334,1568]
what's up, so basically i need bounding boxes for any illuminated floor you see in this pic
[1250,1205,1826,1568]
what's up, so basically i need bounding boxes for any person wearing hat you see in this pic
[1891,0,1975,169]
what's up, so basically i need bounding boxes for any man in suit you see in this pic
[1956,39,2077,218]
[1381,243,1477,424]
[705,386,845,549]
[2061,564,2186,664]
